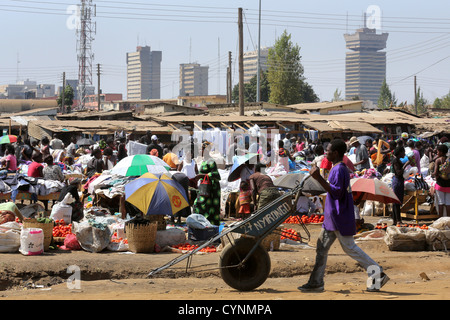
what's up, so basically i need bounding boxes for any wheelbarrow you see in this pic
[148,175,325,291]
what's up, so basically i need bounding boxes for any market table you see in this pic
[400,189,439,223]
[0,192,61,211]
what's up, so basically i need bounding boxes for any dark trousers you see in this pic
[391,176,404,224]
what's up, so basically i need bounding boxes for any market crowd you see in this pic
[0,129,449,231]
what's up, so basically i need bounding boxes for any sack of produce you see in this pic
[384,226,426,251]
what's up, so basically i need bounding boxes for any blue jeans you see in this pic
[307,228,382,286]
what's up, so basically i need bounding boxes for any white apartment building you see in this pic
[243,47,270,83]
[179,63,209,96]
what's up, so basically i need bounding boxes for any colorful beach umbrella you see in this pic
[125,172,189,216]
[350,178,400,204]
[0,135,17,144]
[111,154,170,177]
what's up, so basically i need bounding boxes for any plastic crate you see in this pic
[188,226,219,241]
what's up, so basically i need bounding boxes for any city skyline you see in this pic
[1,0,449,105]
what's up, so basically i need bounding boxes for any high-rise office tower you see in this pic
[344,27,388,103]
[179,63,209,96]
[127,46,162,100]
[243,47,270,83]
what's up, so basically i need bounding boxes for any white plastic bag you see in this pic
[156,228,187,248]
[361,200,373,216]
[0,222,21,253]
[50,193,73,223]
[73,220,111,253]
[19,228,44,255]
[186,213,214,229]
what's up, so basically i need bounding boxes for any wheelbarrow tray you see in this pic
[148,184,304,279]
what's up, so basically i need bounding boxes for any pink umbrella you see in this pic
[350,178,400,204]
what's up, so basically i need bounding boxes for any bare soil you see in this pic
[0,216,449,301]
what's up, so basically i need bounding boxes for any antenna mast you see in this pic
[77,0,96,110]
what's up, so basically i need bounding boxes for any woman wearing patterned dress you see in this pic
[193,159,222,226]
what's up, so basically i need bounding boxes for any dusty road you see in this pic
[1,217,449,304]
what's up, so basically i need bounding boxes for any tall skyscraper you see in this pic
[344,28,388,103]
[127,46,162,100]
[243,47,270,83]
[179,63,209,96]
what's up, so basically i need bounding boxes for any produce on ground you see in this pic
[172,243,217,253]
[284,214,324,224]
[52,219,73,238]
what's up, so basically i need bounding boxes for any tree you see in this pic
[433,90,450,109]
[267,30,318,105]
[415,87,428,114]
[377,79,397,109]
[332,88,343,102]
[57,84,74,113]
[231,70,270,104]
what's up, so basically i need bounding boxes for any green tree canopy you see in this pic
[232,70,270,104]
[415,87,428,114]
[57,84,74,113]
[267,30,318,105]
[377,79,397,109]
[433,90,450,109]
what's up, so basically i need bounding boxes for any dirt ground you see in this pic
[0,216,449,302]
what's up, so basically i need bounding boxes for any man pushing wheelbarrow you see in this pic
[149,139,389,293]
[298,139,389,293]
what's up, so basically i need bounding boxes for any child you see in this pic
[238,180,252,217]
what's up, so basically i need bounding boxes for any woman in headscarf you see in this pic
[193,158,221,226]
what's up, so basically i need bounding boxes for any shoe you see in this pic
[366,273,390,292]
[298,283,324,292]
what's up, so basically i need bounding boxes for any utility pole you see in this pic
[414,75,417,115]
[227,51,232,103]
[97,63,101,111]
[238,7,244,116]
[256,0,261,102]
[62,72,66,114]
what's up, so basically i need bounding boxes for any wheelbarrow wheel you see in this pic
[219,237,271,291]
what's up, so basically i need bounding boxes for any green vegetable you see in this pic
[36,217,54,224]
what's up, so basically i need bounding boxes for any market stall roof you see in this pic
[27,119,174,140]
[302,120,382,133]
[56,110,137,121]
[151,109,436,129]
[286,100,363,113]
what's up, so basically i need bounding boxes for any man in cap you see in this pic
[349,136,370,172]
[146,135,163,159]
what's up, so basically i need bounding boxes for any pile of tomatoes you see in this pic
[284,214,324,224]
[280,228,301,241]
[111,232,128,244]
[172,242,217,253]
[397,223,429,230]
[375,223,388,230]
[52,219,73,238]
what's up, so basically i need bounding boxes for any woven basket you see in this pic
[146,214,166,231]
[260,228,281,251]
[239,227,282,251]
[125,222,157,253]
[23,219,54,251]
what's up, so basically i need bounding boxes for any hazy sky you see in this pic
[1,0,449,104]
